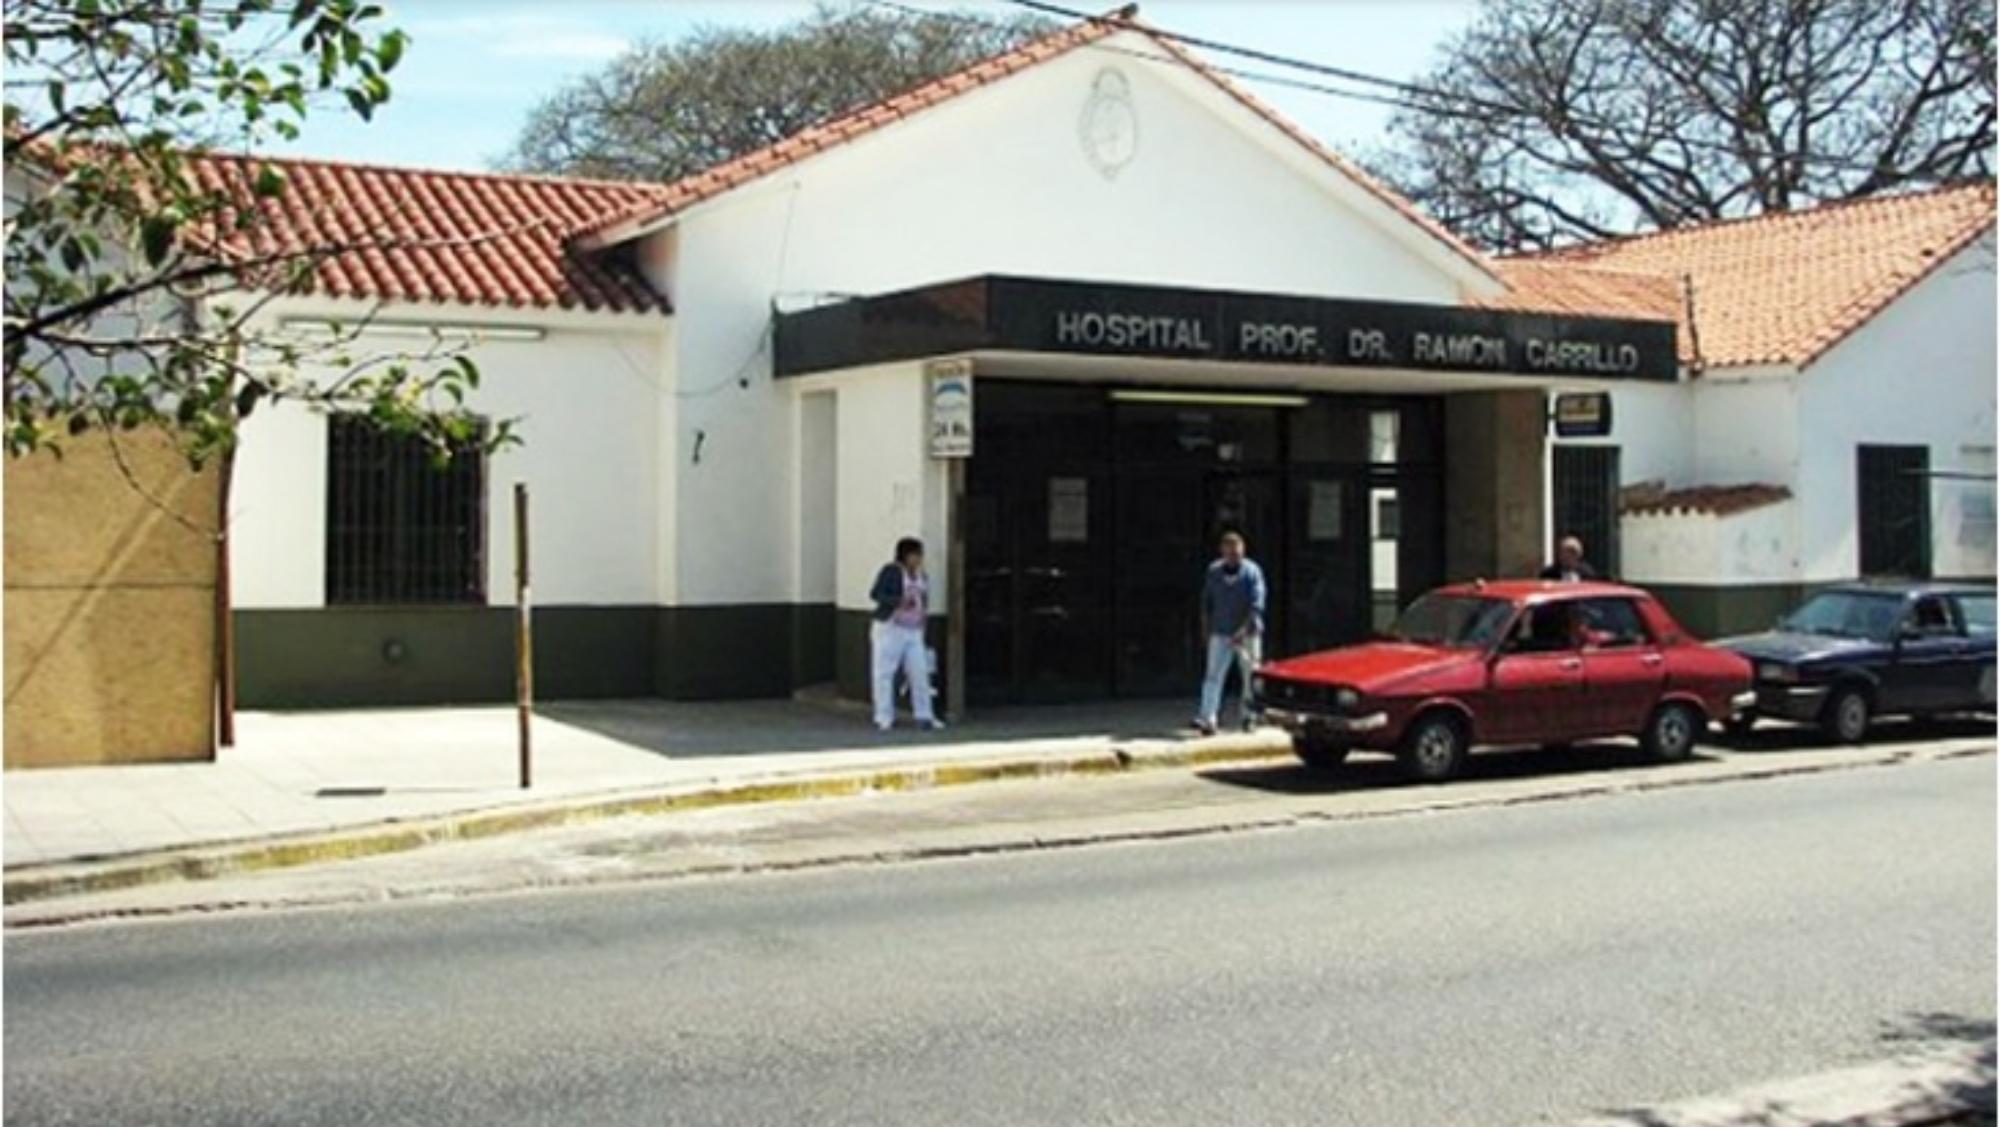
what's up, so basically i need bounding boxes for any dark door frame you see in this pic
[966,381,1446,703]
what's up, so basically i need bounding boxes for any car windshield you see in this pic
[1388,593,1517,648]
[1780,590,1905,641]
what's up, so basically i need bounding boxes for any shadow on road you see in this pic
[1716,714,1995,754]
[1882,1011,1999,1046]
[1197,740,1709,796]
[1200,714,1992,797]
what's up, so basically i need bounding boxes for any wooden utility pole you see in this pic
[514,482,533,789]
[946,457,967,723]
[214,450,237,751]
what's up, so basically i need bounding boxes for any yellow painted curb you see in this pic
[3,735,1295,907]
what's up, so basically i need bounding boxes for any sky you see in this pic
[267,1,1482,173]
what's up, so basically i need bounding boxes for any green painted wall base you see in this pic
[1645,583,1810,640]
[1644,577,1996,640]
[237,603,850,709]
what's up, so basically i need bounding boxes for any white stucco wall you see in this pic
[1621,502,1794,585]
[1581,370,1800,493]
[795,390,838,605]
[1796,236,1997,581]
[1564,380,1695,490]
[795,361,947,616]
[229,300,671,608]
[1594,236,1993,591]
[655,30,1484,607]
[1691,373,1802,488]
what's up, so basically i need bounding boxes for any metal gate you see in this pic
[1553,445,1621,577]
[1857,445,1931,578]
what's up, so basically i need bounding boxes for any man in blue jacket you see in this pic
[1195,531,1266,735]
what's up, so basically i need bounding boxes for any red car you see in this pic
[1252,580,1755,782]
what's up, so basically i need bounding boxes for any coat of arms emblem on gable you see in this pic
[1078,68,1139,179]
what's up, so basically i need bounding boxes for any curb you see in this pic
[2,732,1293,907]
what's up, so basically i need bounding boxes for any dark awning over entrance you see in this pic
[774,274,1678,382]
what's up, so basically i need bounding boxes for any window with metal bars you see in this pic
[324,416,487,605]
[1553,445,1621,577]
[1857,444,1931,578]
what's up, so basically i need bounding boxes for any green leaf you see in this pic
[378,30,405,72]
[139,214,176,266]
[253,164,287,198]
[344,88,374,120]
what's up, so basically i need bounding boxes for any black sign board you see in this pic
[776,275,1679,382]
[1551,392,1614,437]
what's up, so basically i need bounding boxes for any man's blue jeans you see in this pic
[1197,632,1262,726]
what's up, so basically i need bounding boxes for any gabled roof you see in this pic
[185,152,673,314]
[134,30,1987,342]
[1519,181,1996,369]
[1133,29,1496,285]
[1472,259,1691,359]
[573,18,1113,249]
[570,11,1499,284]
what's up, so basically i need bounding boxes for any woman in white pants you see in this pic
[868,537,944,732]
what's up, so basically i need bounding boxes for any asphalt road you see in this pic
[6,754,1993,1126]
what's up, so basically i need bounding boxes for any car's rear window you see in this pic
[1576,597,1650,648]
[1955,593,1995,636]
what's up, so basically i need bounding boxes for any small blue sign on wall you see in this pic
[927,359,974,459]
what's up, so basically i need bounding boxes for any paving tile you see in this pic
[2,699,1203,866]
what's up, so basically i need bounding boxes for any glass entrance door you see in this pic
[966,383,1443,705]
[1284,470,1370,654]
[1112,466,1203,697]
[966,385,1111,706]
[1108,401,1281,696]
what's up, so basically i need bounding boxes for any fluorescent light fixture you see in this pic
[1109,389,1309,408]
[277,318,546,342]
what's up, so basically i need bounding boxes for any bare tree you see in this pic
[1374,0,1995,251]
[504,3,1050,182]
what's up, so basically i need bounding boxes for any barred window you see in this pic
[325,416,487,605]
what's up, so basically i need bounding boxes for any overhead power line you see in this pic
[983,0,1937,177]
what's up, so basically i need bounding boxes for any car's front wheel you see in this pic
[1294,734,1350,772]
[1821,686,1872,744]
[1397,712,1467,783]
[1642,701,1704,763]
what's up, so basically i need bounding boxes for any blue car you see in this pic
[1719,582,1995,742]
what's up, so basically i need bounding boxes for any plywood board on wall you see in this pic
[5,429,221,768]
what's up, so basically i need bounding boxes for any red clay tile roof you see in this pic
[572,13,1499,283]
[1521,182,1995,369]
[186,152,674,314]
[1473,259,1691,358]
[1621,482,1793,517]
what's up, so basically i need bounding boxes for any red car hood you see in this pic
[1262,642,1479,693]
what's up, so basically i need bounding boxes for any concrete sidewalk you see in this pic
[2,696,1252,868]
